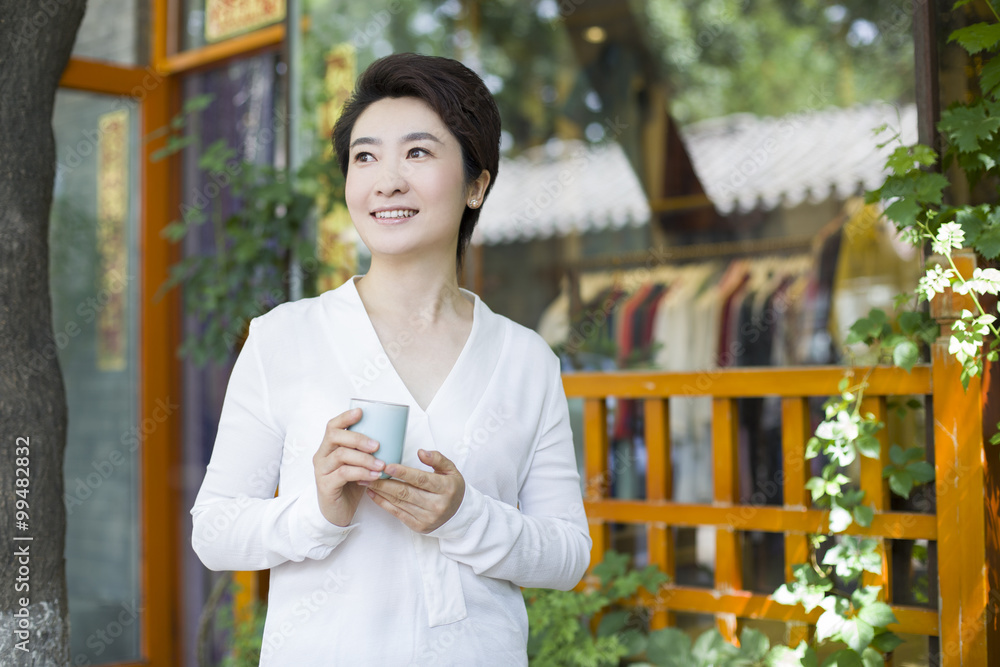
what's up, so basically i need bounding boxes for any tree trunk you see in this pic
[0,1,86,665]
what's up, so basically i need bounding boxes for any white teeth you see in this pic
[373,209,417,219]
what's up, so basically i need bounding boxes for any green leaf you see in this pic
[883,198,922,228]
[853,504,874,528]
[841,617,876,653]
[767,642,818,667]
[973,219,1000,259]
[955,205,989,241]
[948,22,1000,54]
[592,550,629,585]
[646,628,693,666]
[806,476,828,501]
[892,339,921,371]
[851,586,881,608]
[914,172,951,204]
[981,57,1000,96]
[939,103,1000,152]
[861,647,885,667]
[619,628,647,657]
[857,601,898,628]
[738,628,770,661]
[910,144,937,167]
[870,630,905,653]
[821,649,864,667]
[888,469,915,498]
[855,434,882,459]
[806,437,824,459]
[846,317,873,344]
[691,628,737,664]
[907,460,935,484]
[596,609,629,637]
[183,92,215,113]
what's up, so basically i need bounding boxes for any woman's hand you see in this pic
[312,408,387,527]
[363,449,466,533]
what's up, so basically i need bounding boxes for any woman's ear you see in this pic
[468,169,490,204]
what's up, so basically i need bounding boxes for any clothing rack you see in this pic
[562,234,821,320]
[564,234,818,272]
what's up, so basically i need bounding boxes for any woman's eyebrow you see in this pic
[401,131,443,144]
[350,136,379,149]
[349,132,443,150]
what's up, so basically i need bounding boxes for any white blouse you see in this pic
[190,275,592,666]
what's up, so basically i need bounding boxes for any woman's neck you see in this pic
[354,260,472,328]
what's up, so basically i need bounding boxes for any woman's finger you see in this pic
[315,445,385,476]
[366,487,421,529]
[380,462,442,492]
[314,409,380,460]
[318,463,386,494]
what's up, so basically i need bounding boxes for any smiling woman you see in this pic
[189,52,591,666]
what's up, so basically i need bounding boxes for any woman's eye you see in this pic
[408,147,430,158]
[353,151,374,163]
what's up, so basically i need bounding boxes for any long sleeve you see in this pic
[190,318,357,571]
[426,353,591,590]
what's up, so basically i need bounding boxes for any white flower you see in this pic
[917,265,956,301]
[949,334,982,365]
[900,226,923,246]
[931,221,966,255]
[955,268,1000,296]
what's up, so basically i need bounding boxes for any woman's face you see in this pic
[345,96,486,265]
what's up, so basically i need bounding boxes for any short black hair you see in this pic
[332,52,501,274]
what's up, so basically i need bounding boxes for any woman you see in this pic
[190,52,591,665]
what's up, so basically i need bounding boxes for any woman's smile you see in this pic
[371,207,420,225]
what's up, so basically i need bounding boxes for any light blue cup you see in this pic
[347,398,409,479]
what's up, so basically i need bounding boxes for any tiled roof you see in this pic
[471,139,651,245]
[472,102,918,244]
[681,102,918,215]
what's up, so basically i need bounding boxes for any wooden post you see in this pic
[585,397,610,569]
[781,397,814,648]
[713,398,743,642]
[930,250,987,665]
[644,398,674,628]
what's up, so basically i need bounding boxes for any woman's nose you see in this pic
[374,160,410,196]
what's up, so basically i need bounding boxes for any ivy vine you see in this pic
[773,1,1000,664]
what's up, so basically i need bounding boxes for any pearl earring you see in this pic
[470,199,478,207]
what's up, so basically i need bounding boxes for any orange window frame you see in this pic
[56,0,296,663]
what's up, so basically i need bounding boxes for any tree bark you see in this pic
[0,1,87,665]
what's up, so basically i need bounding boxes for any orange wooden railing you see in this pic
[561,253,991,665]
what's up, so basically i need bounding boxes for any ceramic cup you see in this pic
[346,398,409,479]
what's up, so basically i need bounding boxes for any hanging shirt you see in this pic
[190,275,591,666]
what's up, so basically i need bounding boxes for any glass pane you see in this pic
[72,0,143,65]
[177,51,285,666]
[182,0,287,52]
[52,90,142,664]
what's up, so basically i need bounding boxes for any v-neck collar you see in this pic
[344,274,481,416]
